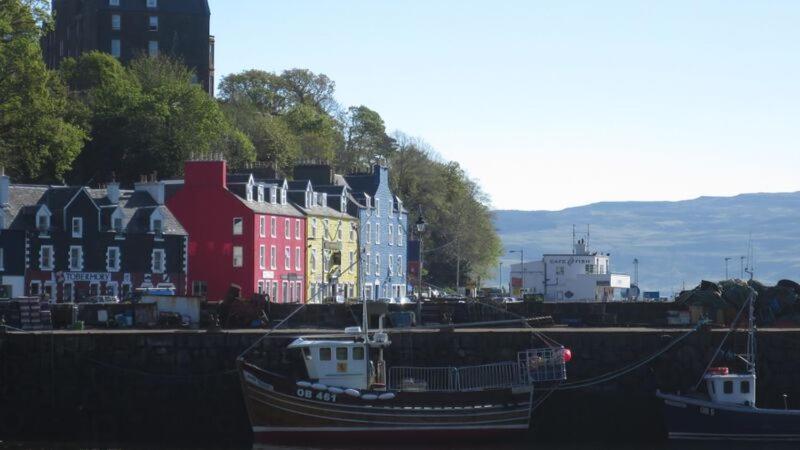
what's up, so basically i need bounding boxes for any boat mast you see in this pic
[746,290,756,375]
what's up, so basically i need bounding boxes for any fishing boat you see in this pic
[237,305,571,443]
[656,290,800,441]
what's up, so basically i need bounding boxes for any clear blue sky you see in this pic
[209,0,800,211]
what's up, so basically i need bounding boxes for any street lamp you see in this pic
[509,249,524,296]
[498,261,503,293]
[415,214,427,300]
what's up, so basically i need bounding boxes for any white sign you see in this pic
[262,271,274,279]
[63,272,111,283]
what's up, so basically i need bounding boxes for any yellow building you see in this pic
[290,181,359,303]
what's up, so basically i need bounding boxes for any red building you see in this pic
[166,160,306,302]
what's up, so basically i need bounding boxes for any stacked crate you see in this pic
[8,298,53,330]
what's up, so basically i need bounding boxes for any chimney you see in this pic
[185,160,227,188]
[135,175,165,205]
[107,181,120,204]
[0,166,8,207]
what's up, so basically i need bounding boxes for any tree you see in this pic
[217,69,287,115]
[0,0,87,182]
[279,68,338,114]
[340,105,395,171]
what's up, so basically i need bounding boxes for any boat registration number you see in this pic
[297,388,337,403]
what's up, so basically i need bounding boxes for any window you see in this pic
[295,219,301,239]
[271,282,277,302]
[349,226,356,242]
[270,187,277,204]
[37,211,50,231]
[337,227,343,242]
[257,280,265,294]
[106,283,117,297]
[375,198,380,217]
[388,225,393,246]
[259,245,266,269]
[148,16,158,31]
[30,282,41,296]
[111,14,121,30]
[295,282,301,302]
[146,0,157,7]
[284,246,291,270]
[319,348,331,361]
[113,217,123,233]
[270,217,277,237]
[69,246,83,271]
[388,254,394,275]
[246,184,253,202]
[280,189,287,205]
[282,281,288,302]
[152,218,162,233]
[259,216,266,237]
[375,254,381,275]
[192,281,207,297]
[375,224,381,244]
[233,217,243,235]
[152,249,165,273]
[0,248,4,271]
[148,40,158,57]
[741,380,750,394]
[352,346,364,360]
[349,251,354,268]
[270,245,276,269]
[723,380,733,394]
[366,223,372,244]
[109,0,119,6]
[71,217,83,238]
[284,219,290,238]
[310,250,317,273]
[365,253,371,274]
[336,347,348,361]
[293,247,300,270]
[232,246,243,268]
[257,186,264,202]
[585,264,595,274]
[111,39,120,58]
[106,247,120,272]
[40,245,54,270]
[556,266,565,276]
[397,226,403,246]
[311,219,317,238]
[397,256,403,276]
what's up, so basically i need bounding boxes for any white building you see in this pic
[510,238,630,302]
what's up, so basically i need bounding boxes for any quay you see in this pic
[1,326,799,445]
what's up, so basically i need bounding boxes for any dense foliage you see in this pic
[0,0,501,287]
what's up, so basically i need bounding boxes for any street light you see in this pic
[509,249,524,296]
[415,213,427,300]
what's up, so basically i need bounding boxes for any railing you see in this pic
[387,347,566,392]
[518,348,567,382]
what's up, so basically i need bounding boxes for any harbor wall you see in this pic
[0,327,798,445]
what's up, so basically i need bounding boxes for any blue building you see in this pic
[341,165,408,301]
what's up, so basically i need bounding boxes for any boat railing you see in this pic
[518,347,567,383]
[457,361,524,391]
[388,366,460,392]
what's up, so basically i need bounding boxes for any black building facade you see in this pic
[1,175,188,302]
[42,0,215,95]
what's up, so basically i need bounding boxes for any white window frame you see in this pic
[311,250,317,273]
[259,216,266,237]
[106,246,121,272]
[233,217,243,235]
[270,217,277,238]
[295,219,301,240]
[375,198,381,217]
[259,245,266,269]
[71,217,83,238]
[366,223,372,244]
[376,224,381,244]
[112,14,121,30]
[148,16,158,31]
[365,252,371,274]
[40,245,54,271]
[295,247,301,271]
[232,246,243,268]
[146,0,157,8]
[284,246,291,270]
[36,209,50,232]
[270,245,276,269]
[69,246,84,271]
[284,218,290,239]
[311,218,317,238]
[375,254,381,276]
[257,186,264,202]
[388,224,393,246]
[152,249,166,273]
[398,226,404,246]
[389,254,394,275]
[397,255,403,276]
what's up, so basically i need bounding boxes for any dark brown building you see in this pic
[42,0,215,95]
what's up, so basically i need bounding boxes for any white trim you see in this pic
[71,217,83,238]
[39,245,54,270]
[106,246,121,272]
[151,248,166,273]
[68,245,83,271]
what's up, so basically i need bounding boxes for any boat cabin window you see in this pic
[723,380,733,394]
[319,348,331,361]
[352,347,364,360]
[336,347,348,361]
[709,381,715,394]
[740,380,750,394]
[302,348,311,360]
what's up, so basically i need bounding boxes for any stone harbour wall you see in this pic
[0,327,799,445]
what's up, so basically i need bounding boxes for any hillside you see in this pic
[493,192,800,296]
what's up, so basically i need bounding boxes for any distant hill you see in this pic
[492,192,800,296]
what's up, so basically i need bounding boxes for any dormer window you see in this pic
[152,219,162,233]
[321,193,327,207]
[150,209,164,235]
[280,189,287,205]
[365,196,371,209]
[375,198,380,217]
[36,208,51,232]
[258,186,264,202]
[340,197,346,212]
[270,187,277,204]
[71,217,83,238]
[114,217,123,233]
[246,183,254,202]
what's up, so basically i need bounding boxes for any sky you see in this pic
[208,0,800,211]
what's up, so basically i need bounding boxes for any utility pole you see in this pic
[498,261,503,292]
[633,258,639,286]
[740,256,746,279]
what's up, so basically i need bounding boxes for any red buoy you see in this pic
[562,348,573,363]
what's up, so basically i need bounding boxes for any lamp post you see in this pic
[509,249,524,296]
[498,261,503,293]
[415,214,427,299]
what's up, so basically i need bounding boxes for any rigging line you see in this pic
[474,299,562,348]
[556,325,700,391]
[238,301,309,361]
[692,291,753,391]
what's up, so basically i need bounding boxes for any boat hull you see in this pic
[657,391,800,441]
[240,361,534,443]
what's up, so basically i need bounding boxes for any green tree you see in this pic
[340,105,395,171]
[0,0,87,182]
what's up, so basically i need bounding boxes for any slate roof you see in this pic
[235,196,304,217]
